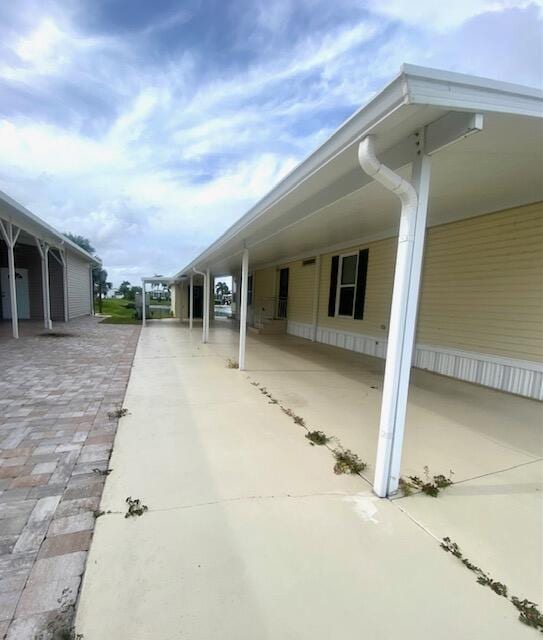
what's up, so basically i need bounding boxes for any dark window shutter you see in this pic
[247,275,253,306]
[353,249,369,320]
[328,255,339,317]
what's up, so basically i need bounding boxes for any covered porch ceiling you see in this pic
[175,65,543,277]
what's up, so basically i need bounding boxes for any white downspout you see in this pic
[192,268,207,343]
[358,135,429,498]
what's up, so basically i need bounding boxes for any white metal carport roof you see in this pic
[0,190,100,264]
[173,64,543,278]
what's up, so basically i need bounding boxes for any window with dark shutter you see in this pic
[328,255,339,317]
[353,249,369,320]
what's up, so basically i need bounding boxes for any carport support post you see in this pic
[59,250,69,322]
[311,254,321,341]
[189,275,193,330]
[205,268,211,341]
[35,239,52,330]
[365,144,431,497]
[0,220,21,338]
[238,247,249,370]
[142,280,146,327]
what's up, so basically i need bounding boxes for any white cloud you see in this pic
[0,0,541,286]
[365,0,541,31]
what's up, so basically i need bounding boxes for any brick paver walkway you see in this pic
[0,317,140,639]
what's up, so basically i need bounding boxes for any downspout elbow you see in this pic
[358,136,417,210]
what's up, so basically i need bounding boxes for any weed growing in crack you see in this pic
[400,466,454,497]
[305,431,330,446]
[125,497,148,518]
[251,378,367,479]
[93,509,111,519]
[333,449,366,475]
[398,477,414,496]
[441,537,542,631]
[511,597,543,630]
[226,359,239,369]
[107,407,128,420]
[280,406,305,427]
[92,468,112,476]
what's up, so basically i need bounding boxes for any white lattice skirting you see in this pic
[286,321,543,400]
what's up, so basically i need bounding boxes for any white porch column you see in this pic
[0,220,21,338]
[385,153,431,491]
[238,248,249,370]
[189,275,193,330]
[35,239,52,330]
[311,255,321,342]
[205,268,211,342]
[89,266,94,315]
[360,139,431,497]
[142,281,146,327]
[59,250,69,322]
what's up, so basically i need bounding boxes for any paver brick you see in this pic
[38,531,92,559]
[0,318,140,638]
[48,512,95,536]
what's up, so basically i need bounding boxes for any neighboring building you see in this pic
[0,190,99,337]
[160,65,542,496]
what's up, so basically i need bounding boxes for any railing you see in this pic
[252,296,288,326]
[277,297,288,319]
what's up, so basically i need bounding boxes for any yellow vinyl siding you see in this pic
[253,266,276,302]
[416,202,543,361]
[283,260,315,324]
[315,201,542,362]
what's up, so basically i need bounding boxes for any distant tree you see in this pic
[64,233,95,255]
[215,281,230,296]
[118,281,131,298]
[127,285,142,301]
[94,268,112,313]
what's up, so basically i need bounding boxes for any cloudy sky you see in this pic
[0,1,541,286]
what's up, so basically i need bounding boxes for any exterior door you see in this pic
[188,285,204,318]
[1,267,30,319]
[277,268,289,318]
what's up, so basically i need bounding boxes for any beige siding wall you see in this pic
[255,202,542,366]
[67,251,91,319]
[417,202,543,361]
[252,266,276,302]
[282,260,316,324]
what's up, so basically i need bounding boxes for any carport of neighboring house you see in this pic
[0,190,98,338]
[170,65,543,498]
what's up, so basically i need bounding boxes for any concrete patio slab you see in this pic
[77,320,541,638]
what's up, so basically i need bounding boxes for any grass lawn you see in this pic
[97,298,172,324]
[98,298,141,324]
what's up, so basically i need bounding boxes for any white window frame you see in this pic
[335,252,358,318]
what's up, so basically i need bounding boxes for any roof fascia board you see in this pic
[403,64,543,117]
